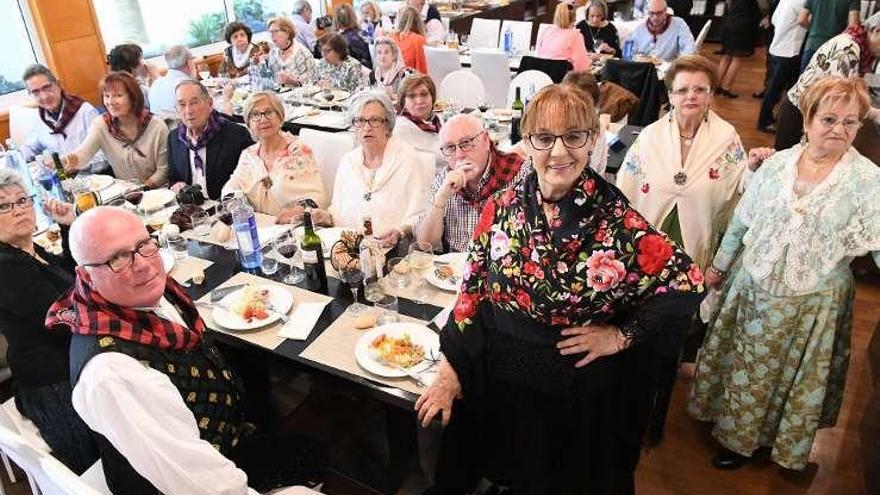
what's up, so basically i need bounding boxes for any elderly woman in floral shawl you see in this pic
[415,85,705,494]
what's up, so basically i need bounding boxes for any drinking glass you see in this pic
[71,179,100,215]
[375,295,399,325]
[191,210,210,237]
[260,238,279,276]
[408,241,434,304]
[167,235,189,261]
[276,233,305,284]
[339,266,368,316]
[387,256,411,289]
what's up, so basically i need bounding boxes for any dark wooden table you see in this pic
[181,241,443,493]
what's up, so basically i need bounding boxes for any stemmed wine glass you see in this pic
[276,233,305,285]
[339,265,368,317]
[408,241,434,304]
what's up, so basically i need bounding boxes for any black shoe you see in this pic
[758,124,777,134]
[752,91,765,99]
[718,88,739,98]
[712,449,749,470]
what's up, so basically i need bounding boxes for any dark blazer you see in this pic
[167,118,253,200]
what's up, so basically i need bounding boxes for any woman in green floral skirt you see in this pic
[688,76,880,471]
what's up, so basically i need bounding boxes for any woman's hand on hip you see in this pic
[415,359,461,427]
[557,324,630,368]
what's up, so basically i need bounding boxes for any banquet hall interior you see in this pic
[0,0,878,494]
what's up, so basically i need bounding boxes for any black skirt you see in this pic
[720,0,761,56]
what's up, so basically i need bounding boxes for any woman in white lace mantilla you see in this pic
[688,77,880,471]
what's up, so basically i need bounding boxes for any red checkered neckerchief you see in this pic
[400,108,442,134]
[459,141,525,208]
[39,91,86,139]
[45,275,204,351]
[103,109,153,158]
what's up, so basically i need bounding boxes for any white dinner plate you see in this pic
[87,175,114,191]
[161,249,175,273]
[314,90,350,105]
[293,226,346,258]
[489,109,512,122]
[140,189,176,213]
[355,322,440,378]
[424,252,467,292]
[211,285,294,331]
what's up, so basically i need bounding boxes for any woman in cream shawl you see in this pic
[617,55,770,270]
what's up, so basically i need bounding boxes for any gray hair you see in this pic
[347,90,396,132]
[175,79,211,99]
[22,64,57,84]
[866,12,880,30]
[292,0,312,14]
[0,168,27,194]
[373,37,401,63]
[440,113,484,142]
[165,45,194,70]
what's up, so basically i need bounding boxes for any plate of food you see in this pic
[140,189,177,213]
[87,174,115,191]
[314,90,351,106]
[424,252,467,291]
[490,108,513,122]
[211,284,294,331]
[355,322,440,378]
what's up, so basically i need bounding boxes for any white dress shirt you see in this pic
[71,297,258,495]
[189,147,208,191]
[148,69,193,118]
[292,14,318,52]
[769,0,808,58]
[19,100,110,174]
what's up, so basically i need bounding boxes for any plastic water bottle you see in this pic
[503,26,513,57]
[622,39,635,61]
[231,197,262,269]
[259,60,274,90]
[247,65,258,89]
[3,140,53,231]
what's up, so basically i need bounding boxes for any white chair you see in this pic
[8,105,38,148]
[438,70,486,109]
[424,46,462,89]
[498,20,533,54]
[469,49,511,108]
[468,18,501,49]
[534,23,553,49]
[506,70,553,106]
[298,129,356,201]
[694,19,712,52]
[575,5,587,23]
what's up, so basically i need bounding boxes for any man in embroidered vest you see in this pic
[19,64,110,174]
[415,114,530,253]
[168,80,253,200]
[46,206,321,494]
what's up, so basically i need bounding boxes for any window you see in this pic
[92,0,306,59]
[0,0,40,96]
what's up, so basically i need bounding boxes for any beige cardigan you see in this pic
[73,117,169,186]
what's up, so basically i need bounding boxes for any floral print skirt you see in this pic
[687,267,853,470]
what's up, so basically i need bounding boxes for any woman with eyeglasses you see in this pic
[221,92,326,224]
[415,85,704,494]
[310,91,433,247]
[266,16,317,87]
[0,168,98,474]
[689,76,880,472]
[315,33,368,93]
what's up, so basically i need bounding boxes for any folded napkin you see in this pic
[278,301,331,340]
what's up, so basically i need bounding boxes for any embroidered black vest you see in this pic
[69,333,247,494]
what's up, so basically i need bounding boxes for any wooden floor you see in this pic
[1,43,876,495]
[633,43,877,495]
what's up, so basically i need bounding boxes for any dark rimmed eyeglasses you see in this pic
[526,130,593,150]
[440,131,485,156]
[0,196,34,215]
[82,238,160,273]
[352,117,387,128]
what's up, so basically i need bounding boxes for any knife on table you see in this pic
[210,284,247,302]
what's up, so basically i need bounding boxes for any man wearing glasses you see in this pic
[628,0,695,62]
[19,64,109,174]
[46,207,322,493]
[416,114,529,252]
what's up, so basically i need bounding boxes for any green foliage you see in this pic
[0,75,24,96]
[234,0,264,23]
[188,12,226,45]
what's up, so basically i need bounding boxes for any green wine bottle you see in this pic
[301,211,328,294]
[51,152,69,181]
[510,87,524,144]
